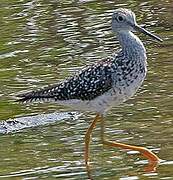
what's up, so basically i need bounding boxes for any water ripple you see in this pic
[0,112,82,134]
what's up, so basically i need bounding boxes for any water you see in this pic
[0,0,173,179]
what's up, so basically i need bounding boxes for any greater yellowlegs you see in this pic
[17,8,162,166]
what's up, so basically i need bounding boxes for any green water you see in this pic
[0,0,173,179]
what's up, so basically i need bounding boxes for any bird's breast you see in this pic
[112,67,146,103]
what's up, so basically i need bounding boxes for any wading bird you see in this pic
[17,8,162,169]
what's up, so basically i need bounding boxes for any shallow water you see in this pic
[0,0,173,179]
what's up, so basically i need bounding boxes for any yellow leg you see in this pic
[84,113,100,166]
[100,115,160,163]
[84,114,159,173]
[103,141,159,161]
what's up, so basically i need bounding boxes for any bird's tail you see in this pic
[16,87,55,103]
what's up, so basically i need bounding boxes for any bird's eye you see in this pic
[117,15,124,22]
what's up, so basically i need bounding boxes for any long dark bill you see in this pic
[134,24,163,42]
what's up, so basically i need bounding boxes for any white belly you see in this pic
[55,74,145,114]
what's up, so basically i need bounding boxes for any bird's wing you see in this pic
[17,59,116,103]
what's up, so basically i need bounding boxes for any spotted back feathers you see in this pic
[17,59,115,103]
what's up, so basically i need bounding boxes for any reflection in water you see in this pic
[144,161,159,172]
[86,160,159,180]
[0,0,173,179]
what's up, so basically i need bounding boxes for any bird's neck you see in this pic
[117,30,146,61]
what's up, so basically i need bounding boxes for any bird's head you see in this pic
[112,8,163,42]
